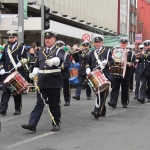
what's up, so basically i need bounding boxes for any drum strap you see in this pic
[7,48,17,70]
[94,50,105,70]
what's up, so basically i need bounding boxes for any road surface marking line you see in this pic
[4,132,55,149]
[106,110,127,117]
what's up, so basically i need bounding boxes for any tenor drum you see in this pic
[85,69,110,94]
[4,71,28,95]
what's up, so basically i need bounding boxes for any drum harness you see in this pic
[94,49,110,108]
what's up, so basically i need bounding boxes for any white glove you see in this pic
[86,68,91,75]
[29,67,39,79]
[45,57,60,67]
[0,69,5,75]
[101,59,107,66]
[14,61,22,69]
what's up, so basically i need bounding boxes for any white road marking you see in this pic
[106,110,127,117]
[4,132,55,149]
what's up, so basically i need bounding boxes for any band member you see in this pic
[22,29,64,132]
[86,35,114,119]
[108,37,135,108]
[72,41,92,100]
[0,30,27,116]
[127,46,135,92]
[56,41,71,106]
[134,45,146,102]
[138,40,150,103]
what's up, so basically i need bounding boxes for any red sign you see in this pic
[135,34,142,43]
[82,34,90,41]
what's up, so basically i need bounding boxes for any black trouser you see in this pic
[110,77,130,106]
[94,88,108,115]
[135,73,146,99]
[146,76,150,99]
[29,88,61,127]
[0,83,22,113]
[129,73,134,90]
[63,79,71,103]
[75,75,91,97]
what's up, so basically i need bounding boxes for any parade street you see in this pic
[0,89,150,150]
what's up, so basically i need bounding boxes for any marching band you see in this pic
[1,29,150,132]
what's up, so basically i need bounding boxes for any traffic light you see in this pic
[44,6,50,30]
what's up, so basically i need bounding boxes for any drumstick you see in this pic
[5,67,15,74]
[24,64,56,126]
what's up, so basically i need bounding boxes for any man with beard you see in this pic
[0,30,27,116]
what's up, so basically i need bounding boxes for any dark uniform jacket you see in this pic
[0,42,27,80]
[73,49,90,76]
[86,47,114,82]
[61,52,70,79]
[35,45,65,89]
[135,54,145,75]
[143,49,150,76]
[125,50,136,78]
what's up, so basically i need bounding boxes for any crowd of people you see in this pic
[0,29,150,132]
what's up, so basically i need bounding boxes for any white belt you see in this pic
[39,69,61,74]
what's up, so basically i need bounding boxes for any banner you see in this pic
[24,0,28,19]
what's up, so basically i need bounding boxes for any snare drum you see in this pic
[85,69,110,94]
[4,71,28,95]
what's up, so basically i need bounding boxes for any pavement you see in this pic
[0,89,150,150]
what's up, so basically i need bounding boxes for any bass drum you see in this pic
[110,48,127,78]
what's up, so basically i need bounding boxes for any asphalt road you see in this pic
[0,89,150,150]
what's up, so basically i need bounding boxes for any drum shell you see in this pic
[4,71,28,95]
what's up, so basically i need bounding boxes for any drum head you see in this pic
[4,71,18,83]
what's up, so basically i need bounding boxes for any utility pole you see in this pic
[18,0,24,44]
[41,0,44,47]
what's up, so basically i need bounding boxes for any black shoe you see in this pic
[72,96,80,100]
[108,102,116,108]
[87,97,91,100]
[134,96,138,99]
[138,99,145,104]
[22,124,36,131]
[13,111,21,115]
[51,125,60,131]
[64,102,70,106]
[0,109,6,116]
[123,105,127,108]
[91,111,100,119]
[148,99,150,103]
[130,89,133,92]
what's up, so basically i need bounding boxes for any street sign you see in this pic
[135,34,142,43]
[82,34,90,41]
[11,20,18,26]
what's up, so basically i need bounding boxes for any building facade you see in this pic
[0,0,121,47]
